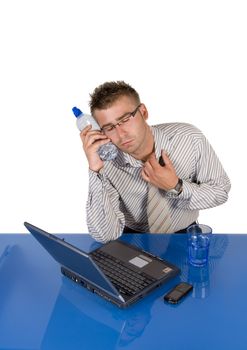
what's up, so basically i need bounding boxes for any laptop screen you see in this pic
[24,222,119,296]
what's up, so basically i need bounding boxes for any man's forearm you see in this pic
[175,135,231,211]
[86,170,125,242]
[175,177,231,210]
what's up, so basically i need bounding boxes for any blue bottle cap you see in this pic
[72,106,83,118]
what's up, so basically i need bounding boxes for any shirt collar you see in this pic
[150,125,174,159]
[113,149,143,168]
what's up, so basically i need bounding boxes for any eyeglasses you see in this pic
[100,104,142,134]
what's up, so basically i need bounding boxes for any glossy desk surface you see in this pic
[0,233,247,350]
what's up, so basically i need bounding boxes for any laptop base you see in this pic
[61,266,129,308]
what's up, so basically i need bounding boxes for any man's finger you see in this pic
[85,134,109,147]
[143,161,153,176]
[147,152,158,168]
[161,150,172,166]
[89,138,112,151]
[80,125,92,136]
[141,169,150,183]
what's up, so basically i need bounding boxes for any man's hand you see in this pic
[141,150,178,191]
[80,125,111,172]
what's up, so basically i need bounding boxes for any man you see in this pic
[80,81,231,242]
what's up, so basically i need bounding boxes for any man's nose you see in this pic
[114,124,126,137]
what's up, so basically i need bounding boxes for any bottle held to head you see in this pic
[72,107,118,161]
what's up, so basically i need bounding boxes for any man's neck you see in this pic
[131,127,154,162]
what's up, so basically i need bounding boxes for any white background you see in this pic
[0,0,246,234]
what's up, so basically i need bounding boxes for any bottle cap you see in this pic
[72,107,83,118]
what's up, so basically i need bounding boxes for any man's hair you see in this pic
[89,81,140,115]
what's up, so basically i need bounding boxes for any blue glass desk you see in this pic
[0,233,247,350]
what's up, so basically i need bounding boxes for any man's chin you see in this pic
[119,145,135,154]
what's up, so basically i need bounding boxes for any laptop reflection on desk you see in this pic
[41,277,153,349]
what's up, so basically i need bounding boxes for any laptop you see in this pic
[24,222,180,308]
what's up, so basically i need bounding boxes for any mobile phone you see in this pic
[164,282,193,304]
[158,155,165,167]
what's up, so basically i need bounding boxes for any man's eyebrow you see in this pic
[101,122,114,128]
[116,111,131,121]
[101,111,131,128]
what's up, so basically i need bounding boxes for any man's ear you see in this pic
[139,103,148,120]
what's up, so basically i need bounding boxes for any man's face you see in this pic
[94,96,151,158]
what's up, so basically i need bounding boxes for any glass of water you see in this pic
[187,224,212,267]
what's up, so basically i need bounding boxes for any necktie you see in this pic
[147,183,172,233]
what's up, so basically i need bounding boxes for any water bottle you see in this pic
[72,107,118,161]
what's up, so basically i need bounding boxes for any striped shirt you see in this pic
[86,123,231,242]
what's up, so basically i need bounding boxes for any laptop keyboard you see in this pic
[91,250,155,297]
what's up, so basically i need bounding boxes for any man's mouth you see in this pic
[121,139,134,147]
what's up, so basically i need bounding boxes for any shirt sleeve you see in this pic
[86,169,126,242]
[170,132,231,210]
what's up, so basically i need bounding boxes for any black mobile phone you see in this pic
[158,155,165,167]
[164,282,193,304]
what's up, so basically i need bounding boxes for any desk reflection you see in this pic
[41,277,153,349]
